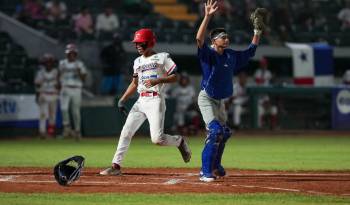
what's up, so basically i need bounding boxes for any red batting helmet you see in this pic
[65,43,78,54]
[132,28,156,48]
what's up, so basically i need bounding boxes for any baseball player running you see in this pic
[100,28,192,176]
[196,0,266,182]
[34,53,59,138]
[59,44,87,140]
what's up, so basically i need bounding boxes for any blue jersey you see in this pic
[198,43,257,99]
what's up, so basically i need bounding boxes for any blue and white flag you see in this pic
[286,43,334,86]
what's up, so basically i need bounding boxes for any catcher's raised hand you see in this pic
[204,0,218,17]
[250,8,270,35]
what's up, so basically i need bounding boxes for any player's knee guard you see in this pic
[213,125,232,177]
[222,125,232,143]
[206,120,224,145]
[202,120,224,176]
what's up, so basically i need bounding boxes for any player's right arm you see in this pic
[196,0,218,48]
[119,75,138,103]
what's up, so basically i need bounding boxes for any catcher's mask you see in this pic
[53,155,85,186]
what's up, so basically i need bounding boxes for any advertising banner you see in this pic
[0,94,39,127]
[332,87,350,129]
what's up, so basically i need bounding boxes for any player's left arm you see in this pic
[143,73,178,88]
[144,53,178,88]
[233,8,270,72]
[77,62,87,82]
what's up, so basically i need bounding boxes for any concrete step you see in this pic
[163,14,198,22]
[148,0,177,4]
[154,5,188,14]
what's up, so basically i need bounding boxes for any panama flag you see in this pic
[286,43,334,86]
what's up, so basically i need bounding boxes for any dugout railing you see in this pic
[246,86,332,130]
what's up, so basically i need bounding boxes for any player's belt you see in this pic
[64,85,81,89]
[42,91,58,95]
[140,91,158,97]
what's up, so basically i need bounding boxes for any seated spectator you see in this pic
[14,0,46,25]
[73,6,94,38]
[45,0,67,23]
[338,1,350,30]
[95,6,120,40]
[343,69,350,85]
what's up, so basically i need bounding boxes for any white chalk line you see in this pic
[0,175,16,182]
[1,171,350,177]
[1,174,349,196]
[164,179,184,185]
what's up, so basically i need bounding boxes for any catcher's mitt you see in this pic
[250,8,270,32]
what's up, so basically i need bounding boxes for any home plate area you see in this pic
[0,168,349,196]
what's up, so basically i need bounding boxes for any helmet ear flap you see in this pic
[149,36,156,48]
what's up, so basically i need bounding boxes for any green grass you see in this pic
[0,136,349,170]
[0,193,349,205]
[1,135,349,204]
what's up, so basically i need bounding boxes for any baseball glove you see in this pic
[115,98,128,117]
[250,8,269,33]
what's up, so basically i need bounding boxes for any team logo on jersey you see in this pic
[136,63,158,73]
[141,75,158,80]
[151,55,159,61]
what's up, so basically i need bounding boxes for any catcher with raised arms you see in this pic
[195,0,269,182]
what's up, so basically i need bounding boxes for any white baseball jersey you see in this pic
[59,59,87,88]
[35,68,59,94]
[133,52,177,94]
[232,81,248,105]
[254,68,272,86]
[172,85,196,111]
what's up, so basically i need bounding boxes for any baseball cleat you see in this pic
[199,175,216,182]
[199,170,216,182]
[73,131,82,141]
[178,137,191,163]
[213,166,226,178]
[62,127,73,138]
[99,164,122,176]
[199,176,216,182]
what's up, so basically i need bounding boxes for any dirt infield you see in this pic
[0,167,349,196]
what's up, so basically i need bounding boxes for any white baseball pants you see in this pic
[38,94,58,134]
[60,87,82,132]
[112,95,182,166]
